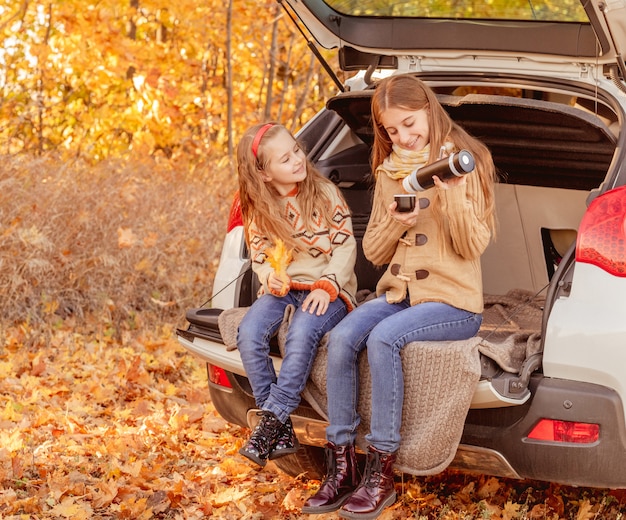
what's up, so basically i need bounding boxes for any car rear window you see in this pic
[322,0,588,22]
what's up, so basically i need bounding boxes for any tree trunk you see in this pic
[128,0,139,39]
[264,4,280,121]
[276,29,296,122]
[290,53,316,132]
[36,3,52,155]
[226,0,234,157]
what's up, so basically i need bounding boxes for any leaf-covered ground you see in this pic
[2,325,626,520]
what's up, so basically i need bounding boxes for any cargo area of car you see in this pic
[184,85,618,399]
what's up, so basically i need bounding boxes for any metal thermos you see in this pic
[402,149,475,192]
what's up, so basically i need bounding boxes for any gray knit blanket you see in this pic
[218,289,543,475]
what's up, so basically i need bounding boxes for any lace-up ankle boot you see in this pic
[238,411,281,467]
[268,416,299,460]
[302,443,361,514]
[339,445,397,519]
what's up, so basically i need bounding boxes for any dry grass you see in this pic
[0,153,237,342]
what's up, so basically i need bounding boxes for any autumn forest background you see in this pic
[1,1,626,518]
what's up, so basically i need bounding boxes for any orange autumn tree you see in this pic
[0,0,341,164]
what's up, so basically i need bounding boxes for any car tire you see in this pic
[272,444,326,480]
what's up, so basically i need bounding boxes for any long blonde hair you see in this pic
[236,122,338,251]
[371,74,497,235]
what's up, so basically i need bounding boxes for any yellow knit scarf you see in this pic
[378,142,455,180]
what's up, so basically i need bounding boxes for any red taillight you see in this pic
[208,364,232,388]
[527,418,599,444]
[576,185,626,277]
[227,190,243,232]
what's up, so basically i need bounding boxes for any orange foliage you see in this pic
[0,325,308,518]
[0,0,342,163]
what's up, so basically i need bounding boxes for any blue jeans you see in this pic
[237,291,348,424]
[326,295,482,452]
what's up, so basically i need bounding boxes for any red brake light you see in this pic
[208,364,232,388]
[227,190,243,232]
[576,185,626,276]
[527,418,599,444]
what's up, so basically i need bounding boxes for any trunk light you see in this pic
[528,419,599,444]
[576,185,626,277]
[208,364,232,388]
[226,190,243,232]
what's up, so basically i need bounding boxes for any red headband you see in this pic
[251,123,275,158]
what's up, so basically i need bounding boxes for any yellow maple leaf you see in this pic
[502,500,521,520]
[576,499,595,520]
[1,403,22,424]
[211,486,248,507]
[266,238,293,295]
[90,480,119,509]
[281,488,301,511]
[49,497,93,520]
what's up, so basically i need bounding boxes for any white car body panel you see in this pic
[544,262,626,416]
[210,226,248,310]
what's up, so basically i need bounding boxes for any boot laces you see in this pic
[321,446,338,485]
[253,411,278,438]
[362,451,383,488]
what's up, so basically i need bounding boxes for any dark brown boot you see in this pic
[339,445,397,519]
[301,443,361,514]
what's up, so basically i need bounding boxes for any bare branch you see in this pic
[0,0,30,32]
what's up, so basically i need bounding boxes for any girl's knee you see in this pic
[287,324,322,346]
[327,335,360,367]
[364,323,390,350]
[236,326,257,346]
[327,346,351,367]
[327,319,355,345]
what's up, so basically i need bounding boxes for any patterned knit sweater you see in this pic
[248,183,358,310]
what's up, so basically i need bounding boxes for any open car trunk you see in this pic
[186,88,618,405]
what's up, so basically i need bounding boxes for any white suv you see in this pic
[177,0,626,488]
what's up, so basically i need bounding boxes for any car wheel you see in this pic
[272,444,325,480]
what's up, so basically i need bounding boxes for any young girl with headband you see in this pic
[236,122,358,468]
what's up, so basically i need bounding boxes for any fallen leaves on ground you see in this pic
[1,324,625,519]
